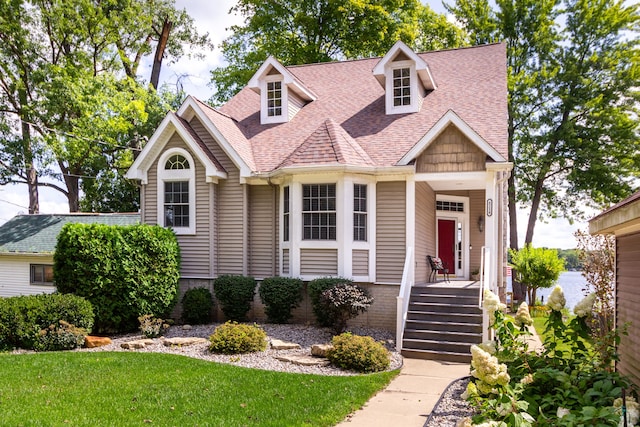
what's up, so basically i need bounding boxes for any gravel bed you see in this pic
[424,377,476,427]
[72,323,403,376]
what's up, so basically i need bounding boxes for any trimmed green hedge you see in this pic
[214,275,256,322]
[258,277,304,324]
[0,293,94,351]
[54,223,180,333]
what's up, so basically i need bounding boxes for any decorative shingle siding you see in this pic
[416,125,486,173]
[249,185,276,278]
[189,117,245,275]
[376,181,406,283]
[352,249,369,276]
[300,248,338,275]
[415,182,435,283]
[616,232,640,388]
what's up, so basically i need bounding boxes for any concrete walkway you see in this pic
[336,358,471,427]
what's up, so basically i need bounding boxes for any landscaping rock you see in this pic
[181,324,192,331]
[163,337,208,347]
[311,344,332,357]
[275,355,330,366]
[270,339,300,350]
[121,339,154,349]
[84,336,112,348]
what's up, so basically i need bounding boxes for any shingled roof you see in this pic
[0,213,140,254]
[201,43,508,173]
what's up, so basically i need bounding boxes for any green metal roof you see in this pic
[0,213,141,254]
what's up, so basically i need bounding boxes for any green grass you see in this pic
[0,351,398,426]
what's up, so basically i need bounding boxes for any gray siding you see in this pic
[189,117,245,275]
[249,185,276,278]
[352,249,369,276]
[282,249,289,275]
[300,248,338,275]
[146,135,211,277]
[288,92,305,121]
[415,182,435,283]
[616,232,640,388]
[376,181,406,283]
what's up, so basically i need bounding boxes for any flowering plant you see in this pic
[464,287,633,426]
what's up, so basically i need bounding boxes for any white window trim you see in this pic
[385,60,420,115]
[30,264,54,286]
[261,75,288,124]
[157,148,196,235]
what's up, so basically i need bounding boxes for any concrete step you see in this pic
[405,319,483,334]
[401,348,472,364]
[408,302,481,314]
[403,329,482,343]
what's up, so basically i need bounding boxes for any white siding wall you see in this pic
[0,255,56,297]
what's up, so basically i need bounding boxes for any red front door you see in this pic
[437,219,456,274]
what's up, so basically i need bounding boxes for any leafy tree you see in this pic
[0,0,209,213]
[557,248,582,270]
[509,245,565,304]
[210,0,466,104]
[446,0,640,248]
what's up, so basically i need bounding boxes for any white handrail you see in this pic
[396,246,414,352]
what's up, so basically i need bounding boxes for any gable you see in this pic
[416,125,486,173]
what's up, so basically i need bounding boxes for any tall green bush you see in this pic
[213,275,256,322]
[54,223,180,333]
[181,287,214,325]
[509,245,565,304]
[308,277,352,327]
[0,293,94,351]
[258,277,304,323]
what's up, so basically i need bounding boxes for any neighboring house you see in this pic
[589,190,640,388]
[0,213,140,297]
[127,41,511,332]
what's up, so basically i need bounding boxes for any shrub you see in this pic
[138,314,169,338]
[54,223,180,333]
[308,277,352,327]
[0,293,93,351]
[208,321,267,354]
[320,283,373,333]
[35,320,87,351]
[327,333,390,373]
[213,275,256,322]
[258,277,304,324]
[181,287,214,325]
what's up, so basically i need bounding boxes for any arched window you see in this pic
[157,148,195,234]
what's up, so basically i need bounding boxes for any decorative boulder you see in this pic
[163,337,208,347]
[84,336,112,348]
[121,339,155,349]
[311,344,333,357]
[270,339,301,350]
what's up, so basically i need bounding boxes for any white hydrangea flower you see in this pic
[470,344,510,394]
[455,417,473,427]
[557,407,570,418]
[574,293,596,317]
[547,285,566,311]
[483,289,506,325]
[615,396,640,427]
[478,340,497,355]
[520,373,534,385]
[514,301,533,327]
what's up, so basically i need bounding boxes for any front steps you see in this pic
[401,285,482,363]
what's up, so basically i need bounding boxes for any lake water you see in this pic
[507,271,587,310]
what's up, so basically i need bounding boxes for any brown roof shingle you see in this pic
[206,43,507,173]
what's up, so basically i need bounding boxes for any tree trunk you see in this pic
[20,116,39,214]
[150,17,172,89]
[60,163,80,212]
[507,101,525,302]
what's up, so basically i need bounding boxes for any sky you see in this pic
[0,0,590,249]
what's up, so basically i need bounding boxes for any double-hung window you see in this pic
[353,184,367,241]
[393,67,411,107]
[267,80,282,117]
[302,184,336,240]
[31,264,54,286]
[157,149,195,234]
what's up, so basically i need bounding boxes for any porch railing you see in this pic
[396,246,414,352]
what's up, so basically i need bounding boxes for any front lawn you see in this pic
[0,351,397,426]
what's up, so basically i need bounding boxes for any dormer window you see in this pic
[393,67,411,107]
[372,41,437,116]
[267,80,283,117]
[247,56,316,125]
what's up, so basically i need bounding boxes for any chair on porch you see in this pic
[427,255,450,283]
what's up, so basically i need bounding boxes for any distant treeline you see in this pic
[556,249,582,270]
